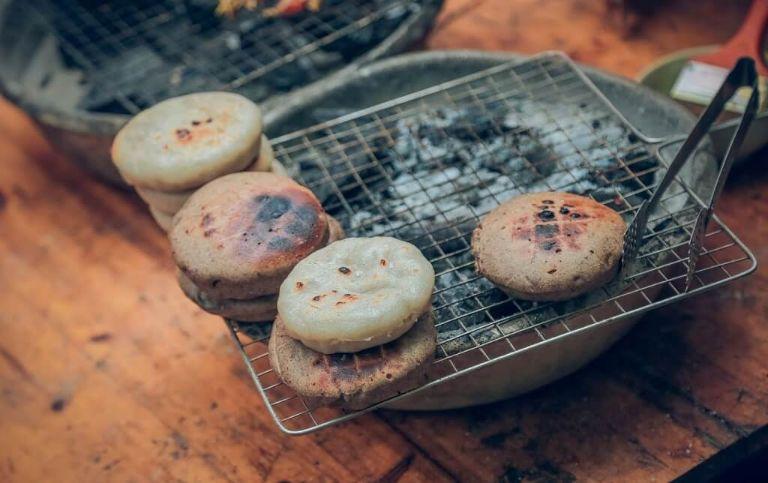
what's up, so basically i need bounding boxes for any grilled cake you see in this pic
[112,92,263,192]
[278,237,435,354]
[472,192,626,301]
[177,270,278,322]
[175,215,344,321]
[138,135,276,214]
[170,172,331,300]
[269,311,436,410]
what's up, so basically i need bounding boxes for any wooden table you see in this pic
[1,1,766,481]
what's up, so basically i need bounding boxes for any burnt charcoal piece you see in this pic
[487,297,520,321]
[537,210,556,221]
[512,132,557,177]
[622,149,657,192]
[440,110,515,142]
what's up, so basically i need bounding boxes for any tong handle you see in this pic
[704,59,760,213]
[646,57,759,216]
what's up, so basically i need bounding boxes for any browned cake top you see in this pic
[472,192,626,301]
[170,172,328,285]
[504,193,621,254]
[217,188,325,261]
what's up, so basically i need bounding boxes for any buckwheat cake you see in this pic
[137,186,197,217]
[269,311,436,410]
[248,135,275,173]
[177,270,278,322]
[326,215,344,245]
[138,134,276,214]
[472,192,626,301]
[170,172,331,300]
[112,92,263,192]
[277,237,435,354]
[175,213,343,321]
[175,214,343,321]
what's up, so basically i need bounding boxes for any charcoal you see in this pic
[290,97,668,353]
[623,149,657,187]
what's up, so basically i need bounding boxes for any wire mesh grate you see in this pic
[226,52,756,434]
[16,0,423,114]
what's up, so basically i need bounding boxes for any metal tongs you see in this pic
[620,57,760,289]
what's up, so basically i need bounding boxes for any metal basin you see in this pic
[387,316,640,410]
[266,50,715,410]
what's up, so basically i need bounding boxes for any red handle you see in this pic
[695,0,768,75]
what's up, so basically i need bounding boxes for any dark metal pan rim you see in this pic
[265,49,702,140]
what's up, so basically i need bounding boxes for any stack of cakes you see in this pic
[111,92,288,231]
[270,237,437,409]
[169,171,343,322]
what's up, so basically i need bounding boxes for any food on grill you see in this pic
[171,172,329,299]
[216,0,323,18]
[278,237,435,354]
[269,237,436,408]
[170,172,344,315]
[472,192,626,301]
[269,311,435,410]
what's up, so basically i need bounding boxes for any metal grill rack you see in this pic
[227,52,756,434]
[17,0,423,114]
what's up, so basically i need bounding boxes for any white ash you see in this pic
[289,100,687,354]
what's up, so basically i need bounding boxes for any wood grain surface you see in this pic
[1,0,766,481]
